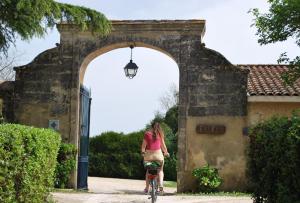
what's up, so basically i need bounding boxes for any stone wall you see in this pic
[14,48,74,143]
[248,101,300,126]
[0,81,14,122]
[177,47,249,191]
[5,20,249,191]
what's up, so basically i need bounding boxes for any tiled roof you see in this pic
[238,65,300,96]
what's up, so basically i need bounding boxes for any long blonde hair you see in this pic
[151,122,164,140]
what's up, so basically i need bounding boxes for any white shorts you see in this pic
[144,150,164,163]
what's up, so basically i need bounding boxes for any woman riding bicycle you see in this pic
[141,122,169,194]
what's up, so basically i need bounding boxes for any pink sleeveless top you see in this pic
[144,131,161,150]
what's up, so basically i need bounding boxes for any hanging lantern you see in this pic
[124,45,139,79]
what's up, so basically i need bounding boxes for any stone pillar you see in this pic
[177,37,249,192]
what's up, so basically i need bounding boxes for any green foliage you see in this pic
[164,105,178,134]
[164,181,177,188]
[147,112,165,127]
[89,131,124,154]
[89,129,178,181]
[54,143,77,188]
[89,131,146,179]
[192,165,222,193]
[0,124,61,203]
[247,111,300,203]
[159,122,177,154]
[250,0,300,84]
[164,154,177,181]
[89,104,179,181]
[279,54,300,85]
[0,0,111,56]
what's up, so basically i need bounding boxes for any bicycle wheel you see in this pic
[150,179,157,203]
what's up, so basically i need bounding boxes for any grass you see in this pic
[46,193,58,203]
[52,183,250,198]
[178,191,251,197]
[52,188,90,193]
[164,181,177,188]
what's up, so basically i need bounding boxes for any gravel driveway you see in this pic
[52,177,253,203]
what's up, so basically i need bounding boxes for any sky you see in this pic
[11,0,298,136]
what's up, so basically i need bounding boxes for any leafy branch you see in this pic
[249,0,300,84]
[0,0,111,56]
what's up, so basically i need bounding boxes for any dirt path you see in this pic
[52,177,253,203]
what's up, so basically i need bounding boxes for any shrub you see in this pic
[192,164,222,193]
[164,105,178,134]
[164,154,177,181]
[89,152,145,179]
[247,111,300,203]
[89,131,124,154]
[89,129,178,181]
[0,124,61,203]
[160,122,178,155]
[89,131,146,179]
[54,143,77,188]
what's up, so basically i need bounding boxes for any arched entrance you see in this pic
[11,20,249,191]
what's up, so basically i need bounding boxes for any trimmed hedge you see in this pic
[89,131,145,179]
[89,127,177,181]
[54,143,77,188]
[0,124,61,203]
[247,111,300,203]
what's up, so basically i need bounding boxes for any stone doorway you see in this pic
[3,20,248,191]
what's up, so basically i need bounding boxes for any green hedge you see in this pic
[89,128,177,181]
[0,124,61,203]
[247,112,300,203]
[54,143,77,188]
[164,154,177,180]
[89,131,145,179]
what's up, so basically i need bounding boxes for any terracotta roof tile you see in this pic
[238,65,300,96]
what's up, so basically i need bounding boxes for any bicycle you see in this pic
[143,161,162,203]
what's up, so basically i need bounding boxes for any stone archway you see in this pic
[9,20,248,191]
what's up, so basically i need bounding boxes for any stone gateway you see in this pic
[1,20,299,192]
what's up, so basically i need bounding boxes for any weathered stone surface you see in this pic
[0,81,14,122]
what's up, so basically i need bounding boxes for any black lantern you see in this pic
[124,45,138,79]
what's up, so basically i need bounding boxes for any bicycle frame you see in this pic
[144,161,161,203]
[147,170,159,203]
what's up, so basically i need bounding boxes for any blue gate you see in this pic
[77,85,91,189]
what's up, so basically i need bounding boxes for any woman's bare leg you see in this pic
[145,170,150,190]
[158,164,164,187]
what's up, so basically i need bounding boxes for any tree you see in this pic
[159,83,178,112]
[164,105,178,134]
[0,55,16,80]
[0,52,24,80]
[0,0,111,56]
[250,0,300,84]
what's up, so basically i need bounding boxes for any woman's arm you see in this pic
[160,136,169,155]
[141,139,147,154]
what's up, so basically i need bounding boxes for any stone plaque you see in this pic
[196,124,226,135]
[49,120,59,131]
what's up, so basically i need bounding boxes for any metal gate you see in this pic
[77,85,91,189]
